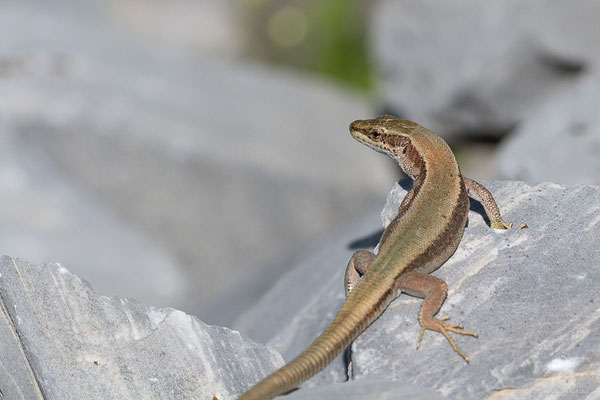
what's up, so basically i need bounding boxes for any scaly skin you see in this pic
[238,115,525,400]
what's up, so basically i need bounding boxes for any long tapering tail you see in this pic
[238,275,394,400]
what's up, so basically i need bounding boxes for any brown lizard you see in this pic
[238,115,525,399]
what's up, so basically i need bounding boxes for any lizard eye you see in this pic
[370,131,382,140]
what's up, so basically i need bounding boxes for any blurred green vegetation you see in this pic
[240,0,374,92]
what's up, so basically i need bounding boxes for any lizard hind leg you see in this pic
[344,250,376,297]
[397,271,478,363]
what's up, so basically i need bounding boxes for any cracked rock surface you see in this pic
[0,256,283,400]
[351,180,600,399]
[236,180,600,399]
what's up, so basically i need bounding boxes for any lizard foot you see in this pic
[491,219,528,230]
[416,316,478,363]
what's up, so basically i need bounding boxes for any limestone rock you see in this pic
[0,256,283,400]
[283,379,439,400]
[237,180,600,398]
[351,180,600,399]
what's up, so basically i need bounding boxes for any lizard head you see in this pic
[349,115,418,157]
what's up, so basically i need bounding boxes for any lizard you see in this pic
[238,115,526,400]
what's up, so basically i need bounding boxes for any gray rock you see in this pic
[371,0,595,137]
[0,299,44,400]
[351,180,600,399]
[0,0,392,325]
[526,1,600,70]
[497,73,600,185]
[237,179,600,398]
[0,256,284,400]
[283,379,440,400]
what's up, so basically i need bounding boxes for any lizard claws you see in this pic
[416,317,478,363]
[491,219,528,230]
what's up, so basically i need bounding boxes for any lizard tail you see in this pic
[238,276,394,400]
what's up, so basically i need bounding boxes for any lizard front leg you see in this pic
[396,271,478,362]
[344,250,375,297]
[463,177,527,229]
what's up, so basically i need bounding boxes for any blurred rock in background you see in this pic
[1,0,599,329]
[372,0,600,183]
[0,0,391,326]
[497,74,600,185]
[372,0,596,138]
[105,0,242,59]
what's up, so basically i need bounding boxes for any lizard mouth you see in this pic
[349,118,392,155]
[350,132,388,155]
